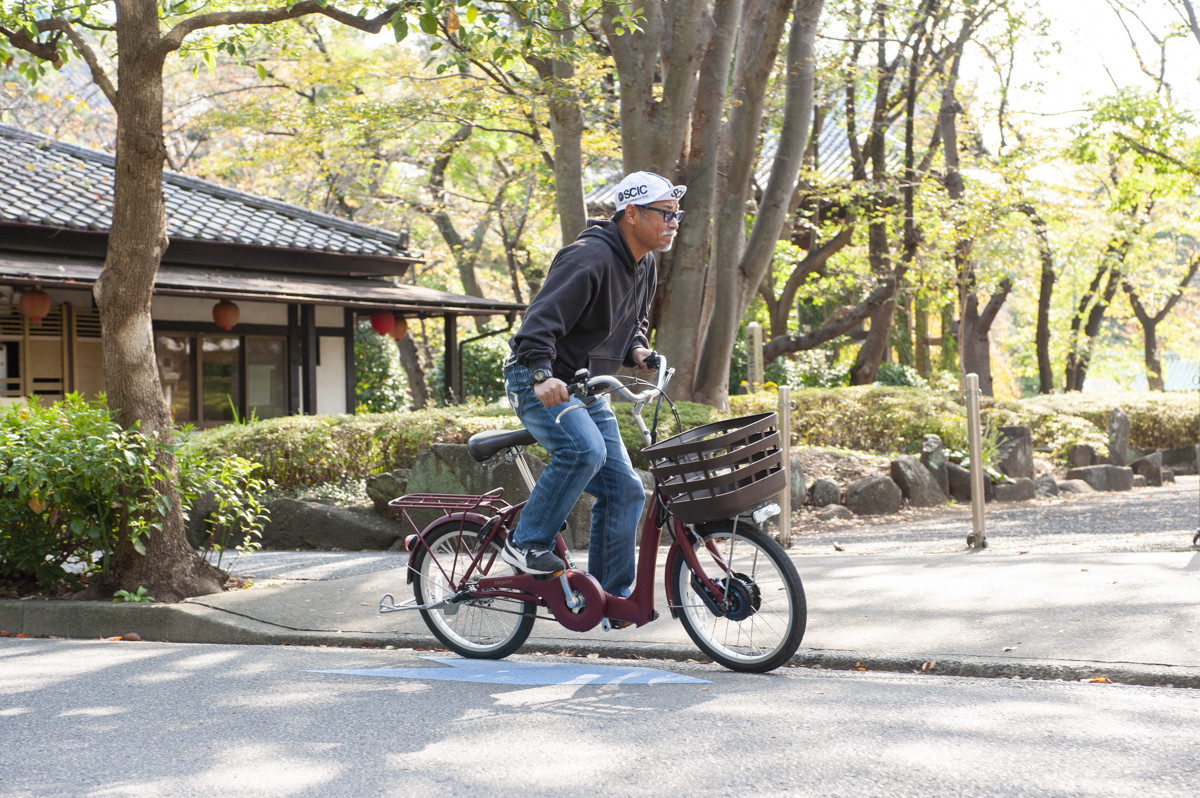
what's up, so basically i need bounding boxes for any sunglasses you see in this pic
[636,205,685,224]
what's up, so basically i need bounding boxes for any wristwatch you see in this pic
[531,367,552,385]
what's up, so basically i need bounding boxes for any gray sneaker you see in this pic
[500,537,566,575]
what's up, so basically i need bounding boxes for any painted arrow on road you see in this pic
[307,656,711,685]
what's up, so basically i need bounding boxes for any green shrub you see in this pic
[1021,391,1198,451]
[732,386,969,454]
[0,395,267,593]
[875,362,928,389]
[354,321,409,412]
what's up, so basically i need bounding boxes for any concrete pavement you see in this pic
[2,476,1198,687]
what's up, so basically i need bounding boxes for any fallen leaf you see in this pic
[122,632,141,642]
[1087,676,1112,684]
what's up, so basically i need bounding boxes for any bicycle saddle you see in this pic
[468,428,537,462]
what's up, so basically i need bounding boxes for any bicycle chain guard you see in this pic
[542,570,607,632]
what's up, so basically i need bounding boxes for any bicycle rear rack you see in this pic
[387,488,514,537]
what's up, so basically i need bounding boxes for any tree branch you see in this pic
[159,2,411,57]
[762,273,897,362]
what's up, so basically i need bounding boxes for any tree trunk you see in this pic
[958,295,992,396]
[1017,203,1056,394]
[692,0,825,406]
[1063,259,1123,392]
[1122,254,1200,392]
[89,1,223,602]
[644,0,739,403]
[1142,322,1163,391]
[398,334,432,409]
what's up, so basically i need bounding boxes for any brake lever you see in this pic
[555,368,595,424]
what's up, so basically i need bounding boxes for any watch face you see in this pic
[532,368,550,384]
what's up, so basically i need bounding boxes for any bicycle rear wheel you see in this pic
[670,519,806,672]
[411,519,535,659]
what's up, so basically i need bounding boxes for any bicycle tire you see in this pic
[411,519,535,659]
[670,518,806,672]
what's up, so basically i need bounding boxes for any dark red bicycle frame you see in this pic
[395,486,733,632]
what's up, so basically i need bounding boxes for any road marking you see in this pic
[307,656,711,685]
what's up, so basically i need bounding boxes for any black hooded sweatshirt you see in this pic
[510,218,655,381]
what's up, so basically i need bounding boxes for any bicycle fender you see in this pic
[663,545,682,619]
[405,512,495,584]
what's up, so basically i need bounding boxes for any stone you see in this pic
[844,475,903,516]
[816,504,853,521]
[1128,451,1163,487]
[788,454,807,509]
[1034,473,1059,497]
[1106,407,1131,466]
[994,478,1036,502]
[1163,468,1176,484]
[1065,464,1133,492]
[809,478,841,508]
[259,498,404,550]
[890,455,948,507]
[996,425,1034,480]
[1057,479,1095,494]
[1067,444,1097,468]
[365,469,411,517]
[919,434,950,497]
[1132,474,1147,489]
[1162,445,1199,475]
[947,462,993,503]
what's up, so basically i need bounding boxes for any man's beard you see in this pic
[656,233,676,252]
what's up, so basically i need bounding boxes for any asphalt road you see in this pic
[3,638,1198,798]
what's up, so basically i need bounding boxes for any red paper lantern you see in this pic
[389,316,408,340]
[18,289,51,323]
[212,300,240,330]
[370,311,395,336]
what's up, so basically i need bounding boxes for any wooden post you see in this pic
[964,373,987,548]
[777,385,792,547]
[746,322,764,393]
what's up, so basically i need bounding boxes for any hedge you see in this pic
[192,387,1196,493]
[190,399,718,491]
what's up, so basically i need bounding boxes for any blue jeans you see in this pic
[503,362,643,596]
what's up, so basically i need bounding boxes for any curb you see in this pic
[4,598,1199,689]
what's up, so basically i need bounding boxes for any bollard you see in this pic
[964,373,987,548]
[777,385,792,547]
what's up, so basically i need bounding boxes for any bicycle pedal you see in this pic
[602,618,632,631]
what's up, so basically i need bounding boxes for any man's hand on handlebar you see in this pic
[535,377,569,408]
[632,347,659,374]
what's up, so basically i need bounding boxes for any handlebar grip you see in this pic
[643,351,661,372]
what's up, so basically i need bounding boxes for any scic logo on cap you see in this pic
[617,184,649,203]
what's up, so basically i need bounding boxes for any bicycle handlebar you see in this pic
[566,352,670,404]
[556,353,673,439]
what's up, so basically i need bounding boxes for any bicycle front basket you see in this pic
[642,412,786,525]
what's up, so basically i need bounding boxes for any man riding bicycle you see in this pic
[500,171,686,597]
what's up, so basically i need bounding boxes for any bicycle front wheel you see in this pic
[411,519,535,659]
[670,519,806,672]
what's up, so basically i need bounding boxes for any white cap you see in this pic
[612,171,687,211]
